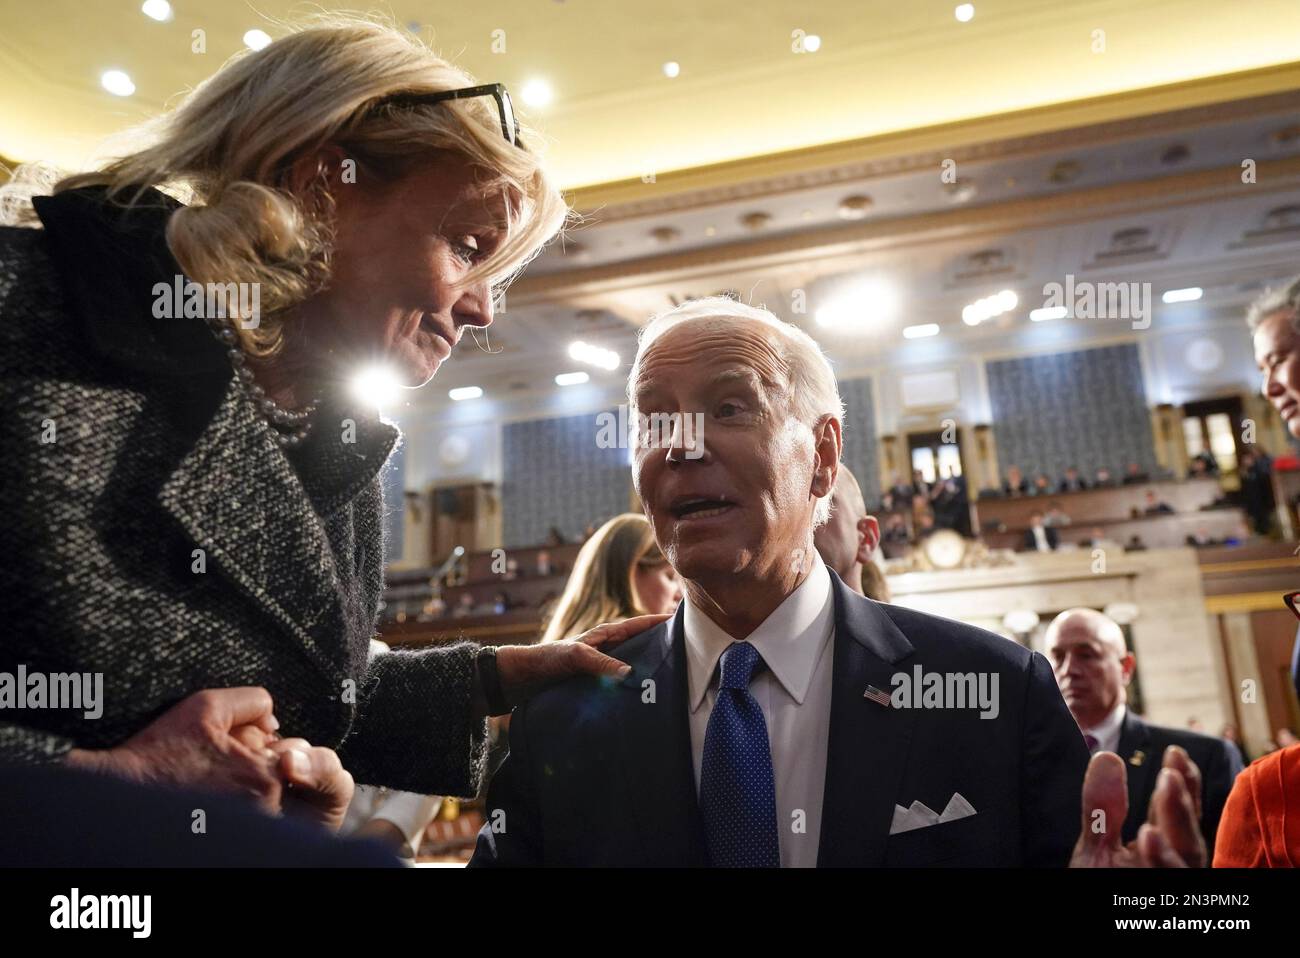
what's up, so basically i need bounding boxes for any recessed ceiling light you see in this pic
[1030,306,1069,322]
[803,34,822,52]
[955,4,975,22]
[1162,287,1203,304]
[662,61,680,78]
[568,341,620,371]
[962,289,1018,326]
[521,79,553,108]
[449,386,484,401]
[100,70,135,97]
[243,29,272,51]
[555,372,589,386]
[903,323,940,339]
[141,0,173,22]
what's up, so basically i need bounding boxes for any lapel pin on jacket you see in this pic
[1130,750,1146,766]
[863,685,892,707]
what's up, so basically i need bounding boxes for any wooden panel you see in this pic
[974,476,1223,530]
[1249,609,1300,739]
[983,508,1249,552]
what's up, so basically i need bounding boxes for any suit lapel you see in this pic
[1118,710,1155,836]
[614,607,708,865]
[158,377,394,680]
[817,575,919,866]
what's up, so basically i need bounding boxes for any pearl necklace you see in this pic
[206,317,321,449]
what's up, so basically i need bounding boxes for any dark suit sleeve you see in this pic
[1019,651,1088,866]
[1200,739,1245,856]
[467,703,543,867]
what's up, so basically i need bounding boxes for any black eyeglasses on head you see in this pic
[377,82,521,147]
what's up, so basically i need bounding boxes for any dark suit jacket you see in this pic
[1021,526,1059,552]
[1115,711,1244,856]
[470,573,1088,867]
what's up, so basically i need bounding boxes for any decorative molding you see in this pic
[566,66,1300,216]
[515,157,1300,307]
[1204,591,1291,614]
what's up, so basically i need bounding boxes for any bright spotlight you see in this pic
[351,365,401,407]
[449,386,484,401]
[815,278,899,330]
[244,29,272,51]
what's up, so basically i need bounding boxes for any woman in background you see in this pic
[541,514,682,643]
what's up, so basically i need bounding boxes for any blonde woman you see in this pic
[0,17,665,832]
[541,515,682,643]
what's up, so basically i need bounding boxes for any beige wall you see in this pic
[887,548,1229,732]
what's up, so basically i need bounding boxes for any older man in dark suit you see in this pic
[1045,608,1243,858]
[472,298,1088,867]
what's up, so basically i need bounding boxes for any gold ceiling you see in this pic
[1,0,1298,189]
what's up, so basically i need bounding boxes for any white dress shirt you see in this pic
[1032,525,1051,552]
[1083,702,1126,755]
[683,551,836,867]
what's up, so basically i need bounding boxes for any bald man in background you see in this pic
[1045,608,1243,857]
[813,466,892,602]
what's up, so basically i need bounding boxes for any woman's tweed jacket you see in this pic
[0,187,487,796]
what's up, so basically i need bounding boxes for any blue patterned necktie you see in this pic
[699,641,781,867]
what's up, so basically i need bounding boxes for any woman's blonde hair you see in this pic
[540,514,670,643]
[4,14,568,356]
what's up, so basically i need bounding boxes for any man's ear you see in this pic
[857,515,880,563]
[1120,652,1137,686]
[811,415,842,501]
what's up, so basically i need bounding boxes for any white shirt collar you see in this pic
[1084,701,1127,752]
[683,551,835,712]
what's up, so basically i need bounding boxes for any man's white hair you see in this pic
[1246,273,1300,333]
[627,296,844,527]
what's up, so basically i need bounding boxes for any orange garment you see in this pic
[1213,743,1300,867]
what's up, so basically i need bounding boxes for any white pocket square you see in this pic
[889,793,977,835]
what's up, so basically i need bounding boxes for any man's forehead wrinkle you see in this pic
[638,320,792,389]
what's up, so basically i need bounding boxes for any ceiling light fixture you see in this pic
[555,372,590,386]
[243,29,272,51]
[568,341,620,371]
[955,4,975,22]
[815,278,900,331]
[962,289,1018,326]
[521,79,553,108]
[1162,287,1203,304]
[449,386,484,401]
[903,323,940,339]
[1030,306,1069,322]
[100,70,136,97]
[662,61,680,78]
[141,0,173,22]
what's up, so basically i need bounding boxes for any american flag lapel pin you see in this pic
[863,685,892,707]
